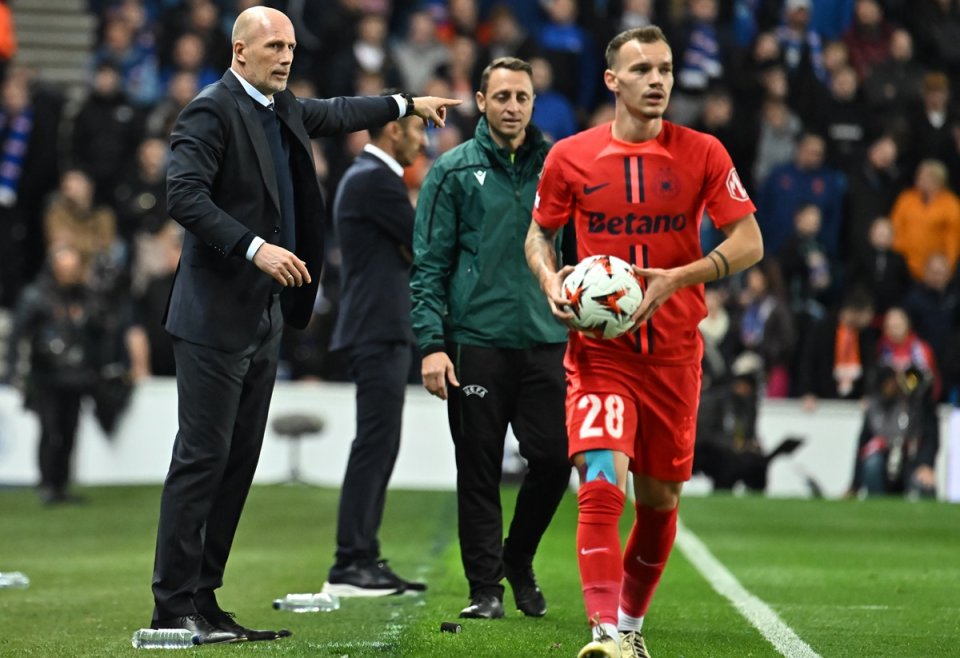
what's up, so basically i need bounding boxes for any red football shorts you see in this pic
[565,359,702,481]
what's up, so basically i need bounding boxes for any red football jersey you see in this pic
[534,121,755,364]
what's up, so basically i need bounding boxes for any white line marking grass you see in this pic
[675,519,822,658]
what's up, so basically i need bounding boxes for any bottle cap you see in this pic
[440,621,462,633]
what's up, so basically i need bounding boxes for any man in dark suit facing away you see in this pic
[151,6,459,643]
[323,99,428,597]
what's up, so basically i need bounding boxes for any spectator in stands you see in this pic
[814,64,869,173]
[5,244,104,505]
[156,0,230,72]
[393,10,448,96]
[71,60,144,205]
[145,70,198,137]
[0,67,62,309]
[529,56,577,142]
[43,168,117,273]
[436,35,481,121]
[776,0,828,122]
[93,15,161,106]
[797,287,876,410]
[327,13,402,98]
[890,158,960,280]
[757,132,847,258]
[751,91,803,188]
[539,0,600,120]
[779,203,833,335]
[842,0,894,81]
[863,28,924,124]
[159,32,220,90]
[903,72,958,173]
[844,134,905,257]
[437,0,491,45]
[847,364,938,498]
[733,262,795,397]
[693,86,758,194]
[848,216,911,314]
[617,0,656,32]
[902,252,959,388]
[113,136,168,243]
[480,5,538,75]
[668,0,733,125]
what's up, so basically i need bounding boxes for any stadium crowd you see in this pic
[0,0,958,499]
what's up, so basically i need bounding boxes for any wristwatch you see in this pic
[401,92,416,118]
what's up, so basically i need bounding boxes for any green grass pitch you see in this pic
[1,484,958,656]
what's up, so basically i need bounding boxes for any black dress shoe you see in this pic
[376,559,428,592]
[459,593,504,619]
[151,613,241,644]
[198,606,291,642]
[504,562,547,617]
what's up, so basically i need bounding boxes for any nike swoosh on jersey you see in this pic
[579,547,609,555]
[583,182,610,195]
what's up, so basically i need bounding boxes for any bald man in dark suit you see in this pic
[150,6,458,642]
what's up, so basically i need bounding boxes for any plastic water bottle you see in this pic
[0,572,30,589]
[272,592,340,612]
[131,629,201,649]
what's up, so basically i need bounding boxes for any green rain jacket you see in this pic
[410,117,567,354]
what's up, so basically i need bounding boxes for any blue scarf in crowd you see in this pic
[0,107,33,207]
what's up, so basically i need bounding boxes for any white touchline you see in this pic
[675,519,822,658]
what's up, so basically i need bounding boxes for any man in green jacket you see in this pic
[411,57,572,620]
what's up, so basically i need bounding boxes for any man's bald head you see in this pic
[232,6,293,46]
[230,6,296,99]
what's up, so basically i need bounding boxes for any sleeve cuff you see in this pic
[421,344,446,356]
[391,94,406,120]
[245,235,265,261]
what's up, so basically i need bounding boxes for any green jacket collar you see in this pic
[474,116,547,170]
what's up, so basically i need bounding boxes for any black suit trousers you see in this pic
[334,341,413,565]
[446,343,571,598]
[151,297,282,621]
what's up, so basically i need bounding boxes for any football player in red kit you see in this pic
[525,26,763,658]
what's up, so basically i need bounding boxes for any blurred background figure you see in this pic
[889,159,960,281]
[694,351,804,492]
[5,244,103,505]
[847,365,938,499]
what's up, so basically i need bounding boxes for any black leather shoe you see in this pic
[504,562,547,617]
[459,593,504,619]
[151,613,241,644]
[376,559,428,592]
[198,606,291,642]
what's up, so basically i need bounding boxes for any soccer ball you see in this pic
[561,255,643,339]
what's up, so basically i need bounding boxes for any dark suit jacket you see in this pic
[164,71,398,352]
[330,150,416,350]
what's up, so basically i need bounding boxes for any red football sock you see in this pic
[620,502,678,618]
[576,480,626,627]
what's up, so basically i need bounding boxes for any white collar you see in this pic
[363,143,404,178]
[229,68,273,108]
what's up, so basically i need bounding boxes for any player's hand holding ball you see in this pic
[561,255,644,339]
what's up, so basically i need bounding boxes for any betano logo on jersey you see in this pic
[586,211,687,235]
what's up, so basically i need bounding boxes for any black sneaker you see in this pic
[376,559,428,592]
[503,562,547,617]
[323,561,405,597]
[459,592,504,619]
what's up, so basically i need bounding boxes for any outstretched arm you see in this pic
[631,213,763,327]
